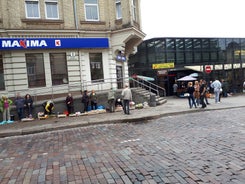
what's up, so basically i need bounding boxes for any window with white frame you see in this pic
[45,0,59,19]
[132,0,137,21]
[84,0,99,21]
[115,0,122,19]
[25,0,40,18]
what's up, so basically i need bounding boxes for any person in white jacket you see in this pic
[211,79,222,103]
[121,84,132,115]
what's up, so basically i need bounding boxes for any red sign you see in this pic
[205,65,211,74]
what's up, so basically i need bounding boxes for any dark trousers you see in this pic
[67,105,74,114]
[188,95,196,108]
[82,102,89,112]
[91,101,97,110]
[26,105,33,116]
[200,95,206,108]
[108,99,115,112]
[123,100,130,114]
[17,107,24,120]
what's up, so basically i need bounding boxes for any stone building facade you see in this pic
[0,0,145,98]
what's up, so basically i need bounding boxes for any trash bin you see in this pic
[149,94,156,107]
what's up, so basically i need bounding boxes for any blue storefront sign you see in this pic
[0,38,109,50]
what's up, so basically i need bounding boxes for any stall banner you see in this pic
[0,38,109,50]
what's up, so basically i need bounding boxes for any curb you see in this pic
[0,104,244,138]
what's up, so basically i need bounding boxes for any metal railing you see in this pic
[130,77,166,97]
[1,76,166,103]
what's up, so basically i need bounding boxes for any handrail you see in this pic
[1,76,166,102]
[129,77,166,97]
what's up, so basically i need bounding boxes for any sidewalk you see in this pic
[0,94,244,138]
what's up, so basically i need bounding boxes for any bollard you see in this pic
[149,94,156,107]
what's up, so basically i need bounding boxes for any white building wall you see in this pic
[4,52,28,92]
[67,51,81,84]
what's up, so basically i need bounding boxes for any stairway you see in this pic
[131,88,167,106]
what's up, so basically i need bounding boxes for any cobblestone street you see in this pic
[0,108,244,184]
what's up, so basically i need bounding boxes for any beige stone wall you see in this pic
[0,0,145,97]
[0,0,142,31]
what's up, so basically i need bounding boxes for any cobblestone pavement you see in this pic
[0,95,245,138]
[0,108,244,184]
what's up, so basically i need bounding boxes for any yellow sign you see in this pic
[152,62,175,69]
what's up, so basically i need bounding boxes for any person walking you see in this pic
[199,80,207,108]
[15,92,25,121]
[173,82,178,97]
[90,90,98,110]
[25,94,33,118]
[186,82,197,108]
[121,84,132,115]
[211,79,222,103]
[65,93,74,115]
[0,95,13,124]
[193,80,200,106]
[108,88,116,112]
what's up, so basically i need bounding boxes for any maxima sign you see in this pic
[0,38,109,50]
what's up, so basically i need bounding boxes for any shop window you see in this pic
[45,0,59,19]
[166,39,175,51]
[89,53,104,82]
[25,0,40,18]
[176,52,184,64]
[185,52,193,63]
[84,0,99,21]
[50,53,68,85]
[176,39,184,51]
[166,52,175,63]
[0,54,5,90]
[194,52,201,63]
[202,52,210,62]
[26,53,46,88]
[115,0,122,19]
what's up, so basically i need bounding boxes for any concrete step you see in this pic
[132,88,167,106]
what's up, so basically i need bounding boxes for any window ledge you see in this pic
[21,19,64,24]
[80,21,106,25]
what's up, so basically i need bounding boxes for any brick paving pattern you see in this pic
[0,107,244,183]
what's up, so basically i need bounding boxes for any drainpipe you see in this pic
[73,0,79,30]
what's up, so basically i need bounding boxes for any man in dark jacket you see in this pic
[81,90,89,113]
[15,93,25,120]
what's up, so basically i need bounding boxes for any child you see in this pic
[0,95,14,125]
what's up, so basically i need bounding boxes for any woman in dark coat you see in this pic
[25,94,33,118]
[65,93,74,115]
